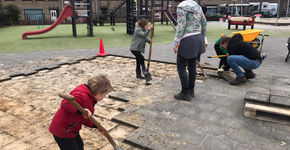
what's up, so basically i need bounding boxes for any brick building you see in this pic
[1,0,289,24]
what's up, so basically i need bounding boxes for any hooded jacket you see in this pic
[228,41,262,61]
[49,84,96,138]
[174,0,207,42]
[130,25,150,53]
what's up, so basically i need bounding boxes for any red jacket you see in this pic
[49,84,96,138]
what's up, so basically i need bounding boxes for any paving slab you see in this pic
[271,89,290,97]
[109,92,131,102]
[270,95,290,108]
[125,126,208,150]
[200,135,235,150]
[121,77,290,149]
[244,87,271,104]
[111,111,145,129]
[94,105,121,120]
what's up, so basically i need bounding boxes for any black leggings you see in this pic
[177,54,197,92]
[131,50,146,71]
[53,134,84,150]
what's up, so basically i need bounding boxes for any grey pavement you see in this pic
[0,22,290,149]
[120,75,290,150]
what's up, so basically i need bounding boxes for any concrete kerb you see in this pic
[0,55,107,83]
[0,54,222,83]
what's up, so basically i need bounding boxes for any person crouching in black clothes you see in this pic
[220,33,262,85]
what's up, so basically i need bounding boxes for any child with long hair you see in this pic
[130,18,154,79]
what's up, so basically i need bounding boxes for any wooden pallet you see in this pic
[244,102,290,125]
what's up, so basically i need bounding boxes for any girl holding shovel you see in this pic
[130,18,154,79]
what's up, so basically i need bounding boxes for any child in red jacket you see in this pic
[49,75,112,150]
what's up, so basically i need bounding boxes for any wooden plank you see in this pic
[245,103,290,117]
[245,112,290,125]
[244,102,290,125]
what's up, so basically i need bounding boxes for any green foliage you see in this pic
[6,4,20,24]
[0,6,9,27]
[0,4,20,27]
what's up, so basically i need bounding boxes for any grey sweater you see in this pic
[130,26,150,53]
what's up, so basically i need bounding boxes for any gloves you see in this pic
[203,36,208,49]
[173,40,178,54]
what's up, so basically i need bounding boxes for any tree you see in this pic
[5,4,20,24]
[0,7,9,27]
[0,4,20,26]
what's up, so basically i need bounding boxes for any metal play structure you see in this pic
[110,0,177,35]
[22,0,94,39]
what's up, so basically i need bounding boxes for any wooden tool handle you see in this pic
[58,94,119,149]
[207,55,227,58]
[147,8,155,72]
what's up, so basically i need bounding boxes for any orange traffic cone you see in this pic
[97,38,108,56]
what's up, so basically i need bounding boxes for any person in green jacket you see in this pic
[130,18,154,79]
[214,35,230,71]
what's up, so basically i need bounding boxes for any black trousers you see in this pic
[131,50,146,72]
[177,54,197,92]
[53,134,84,150]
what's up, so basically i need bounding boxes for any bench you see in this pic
[228,16,255,30]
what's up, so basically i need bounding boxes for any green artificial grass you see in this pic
[0,22,289,53]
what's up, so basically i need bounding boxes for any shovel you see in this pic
[197,61,208,79]
[207,55,227,58]
[58,94,124,150]
[145,7,155,85]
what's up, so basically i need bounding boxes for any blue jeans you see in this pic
[227,55,260,78]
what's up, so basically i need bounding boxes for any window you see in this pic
[24,9,44,24]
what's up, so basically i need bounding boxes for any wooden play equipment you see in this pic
[228,16,255,30]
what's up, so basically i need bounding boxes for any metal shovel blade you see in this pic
[114,147,124,150]
[145,72,152,83]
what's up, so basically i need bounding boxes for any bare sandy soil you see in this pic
[0,56,205,150]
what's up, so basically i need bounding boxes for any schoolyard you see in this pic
[0,22,289,53]
[0,21,290,150]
